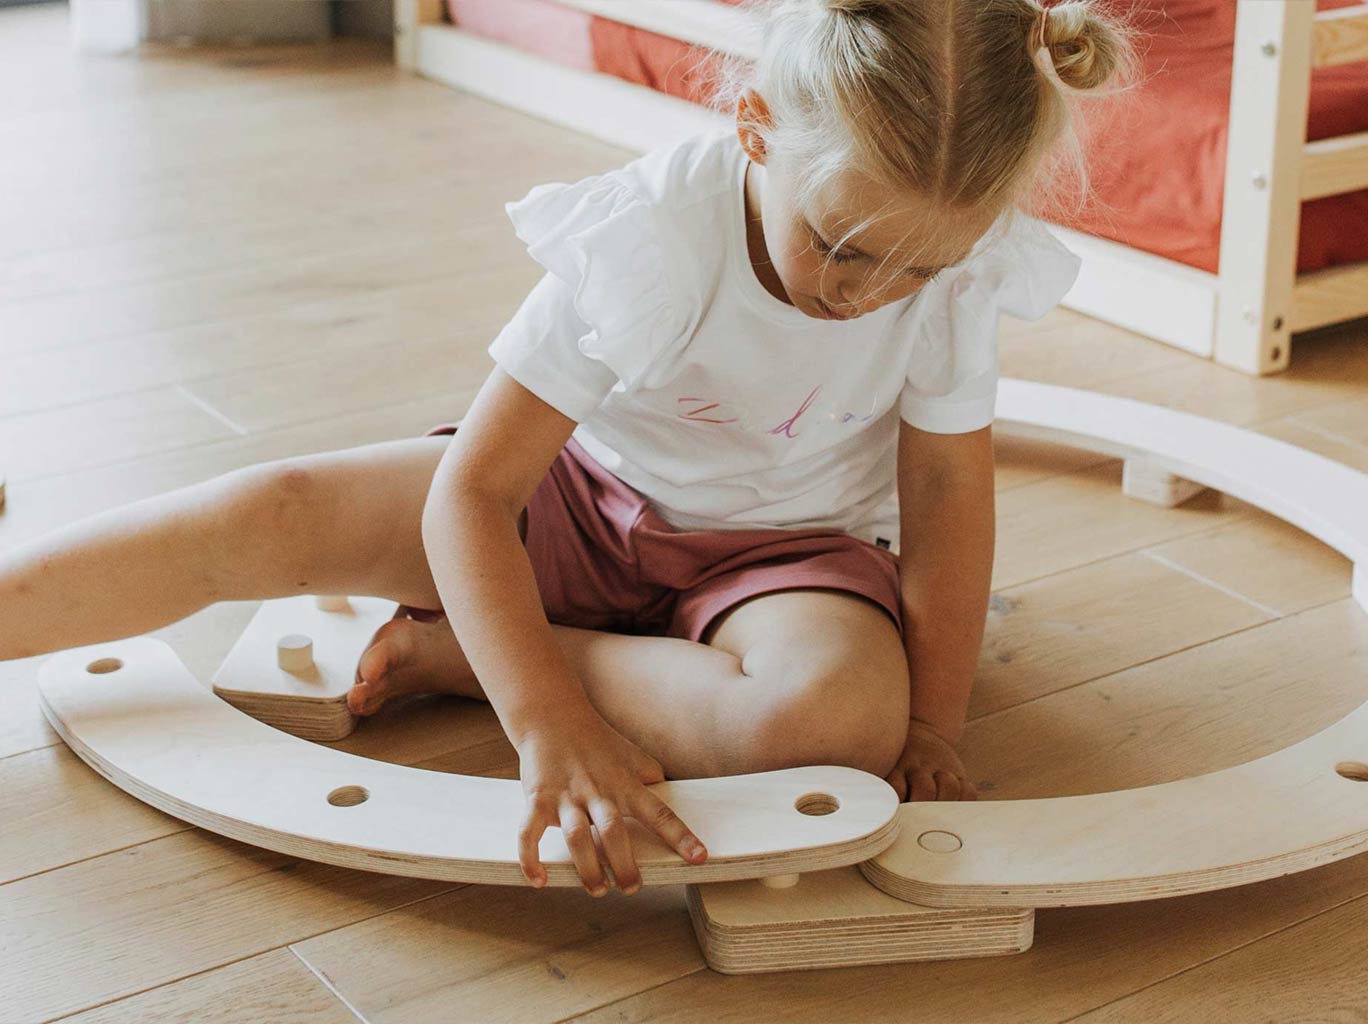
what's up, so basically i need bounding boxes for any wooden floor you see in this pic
[3,4,1368,1021]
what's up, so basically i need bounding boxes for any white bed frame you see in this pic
[394,0,1368,375]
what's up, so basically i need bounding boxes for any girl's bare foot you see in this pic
[347,614,483,716]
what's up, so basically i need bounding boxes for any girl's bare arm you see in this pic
[421,367,707,893]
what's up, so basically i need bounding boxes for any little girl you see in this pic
[1,0,1135,898]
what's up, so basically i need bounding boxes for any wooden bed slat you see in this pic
[1292,260,1368,331]
[1300,130,1368,200]
[1312,4,1368,68]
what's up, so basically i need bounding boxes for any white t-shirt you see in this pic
[487,129,1081,547]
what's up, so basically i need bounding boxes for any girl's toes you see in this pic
[346,675,391,716]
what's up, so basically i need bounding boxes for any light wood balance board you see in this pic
[34,379,1368,973]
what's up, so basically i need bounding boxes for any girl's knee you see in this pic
[750,661,909,777]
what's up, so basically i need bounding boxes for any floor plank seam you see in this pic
[964,592,1350,732]
[288,945,373,1024]
[0,247,490,366]
[43,947,295,1024]
[1051,885,1368,1023]
[0,826,195,891]
[552,966,709,1024]
[1285,415,1368,455]
[1141,549,1286,618]
[0,738,60,765]
[172,383,250,436]
[0,383,474,489]
[991,505,1258,593]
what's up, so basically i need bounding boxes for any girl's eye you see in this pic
[810,225,942,280]
[810,228,861,264]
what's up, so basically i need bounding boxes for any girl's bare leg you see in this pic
[351,586,909,782]
[0,437,905,780]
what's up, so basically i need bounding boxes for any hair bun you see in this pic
[1039,1,1123,92]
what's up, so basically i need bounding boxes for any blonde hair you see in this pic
[708,0,1144,279]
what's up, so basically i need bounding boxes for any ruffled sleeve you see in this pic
[486,172,700,422]
[898,212,1082,433]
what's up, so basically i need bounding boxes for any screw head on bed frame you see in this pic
[1261,40,1277,57]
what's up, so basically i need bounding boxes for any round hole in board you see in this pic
[328,785,370,807]
[86,658,124,675]
[794,792,840,816]
[1335,762,1368,782]
[917,829,964,853]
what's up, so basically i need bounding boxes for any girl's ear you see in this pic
[735,89,773,165]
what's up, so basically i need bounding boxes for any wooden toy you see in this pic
[685,866,1033,974]
[37,636,902,887]
[275,633,314,672]
[1121,457,1209,508]
[33,379,1368,972]
[212,594,402,741]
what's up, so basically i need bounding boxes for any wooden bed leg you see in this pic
[1122,458,1209,508]
[1213,0,1315,376]
[394,0,444,71]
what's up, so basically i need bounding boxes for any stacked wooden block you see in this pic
[211,593,402,741]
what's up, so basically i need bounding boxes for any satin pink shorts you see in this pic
[405,423,903,644]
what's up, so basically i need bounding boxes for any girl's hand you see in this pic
[513,704,708,896]
[883,718,979,802]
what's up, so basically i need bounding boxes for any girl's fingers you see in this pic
[633,790,707,866]
[517,798,555,888]
[586,794,641,895]
[559,800,609,896]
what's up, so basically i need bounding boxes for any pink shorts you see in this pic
[406,423,904,644]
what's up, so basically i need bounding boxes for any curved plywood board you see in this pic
[864,379,1368,907]
[997,379,1368,577]
[38,638,901,887]
[863,705,1368,907]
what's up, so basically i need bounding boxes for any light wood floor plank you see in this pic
[963,598,1368,800]
[973,551,1272,719]
[992,462,1244,590]
[1068,886,1368,1023]
[0,830,452,1022]
[53,949,362,1024]
[292,882,704,1024]
[561,851,1368,1024]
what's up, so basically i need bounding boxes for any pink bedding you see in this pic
[446,0,1368,276]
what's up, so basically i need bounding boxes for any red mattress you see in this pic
[447,0,1368,276]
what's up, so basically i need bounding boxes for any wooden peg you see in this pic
[759,873,801,889]
[314,594,351,612]
[1121,457,1209,507]
[276,634,314,672]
